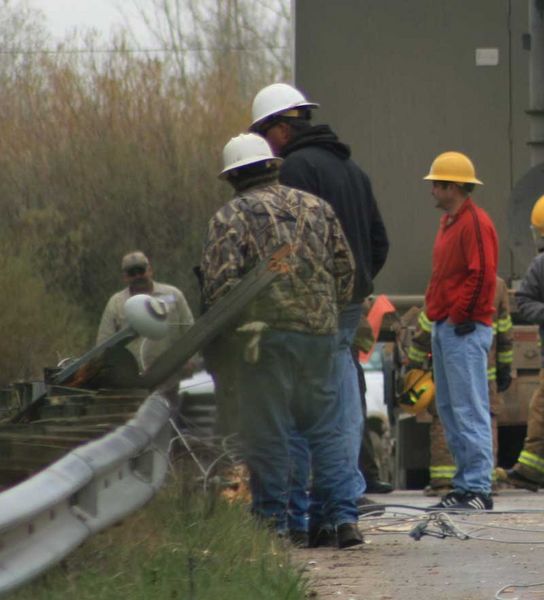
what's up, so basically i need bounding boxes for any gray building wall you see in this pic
[294,0,530,295]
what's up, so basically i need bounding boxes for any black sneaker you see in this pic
[357,496,385,516]
[453,491,493,511]
[427,489,466,510]
[337,523,364,549]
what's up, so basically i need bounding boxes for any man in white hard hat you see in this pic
[97,251,194,374]
[200,133,363,549]
[249,83,390,528]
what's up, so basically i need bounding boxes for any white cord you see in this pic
[495,580,544,600]
[169,418,207,478]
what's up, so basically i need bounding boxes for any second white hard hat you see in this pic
[251,83,319,130]
[219,133,282,179]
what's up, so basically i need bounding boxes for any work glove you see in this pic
[236,321,269,364]
[496,364,512,393]
[353,317,375,353]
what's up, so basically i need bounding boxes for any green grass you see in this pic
[11,477,308,600]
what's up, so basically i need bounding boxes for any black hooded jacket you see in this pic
[279,124,389,302]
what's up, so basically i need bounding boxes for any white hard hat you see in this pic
[251,83,319,130]
[124,294,169,340]
[219,133,282,179]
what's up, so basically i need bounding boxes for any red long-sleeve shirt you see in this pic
[425,198,498,326]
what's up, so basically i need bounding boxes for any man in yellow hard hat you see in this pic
[423,151,498,511]
[499,194,544,491]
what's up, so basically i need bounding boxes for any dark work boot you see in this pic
[365,479,394,494]
[308,525,336,548]
[288,530,309,548]
[337,523,364,549]
[497,467,539,492]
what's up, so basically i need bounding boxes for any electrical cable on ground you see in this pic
[358,506,544,546]
[495,580,544,600]
[361,503,544,515]
[458,521,544,535]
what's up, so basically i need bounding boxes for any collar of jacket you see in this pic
[441,197,474,229]
[281,124,351,160]
[232,171,279,193]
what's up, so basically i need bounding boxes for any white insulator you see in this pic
[124,294,169,340]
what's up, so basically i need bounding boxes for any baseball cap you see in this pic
[121,251,149,271]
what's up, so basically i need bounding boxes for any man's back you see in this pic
[278,124,388,301]
[201,182,354,335]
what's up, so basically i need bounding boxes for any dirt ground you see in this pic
[294,490,544,600]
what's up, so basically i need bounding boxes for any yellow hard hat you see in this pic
[530,194,544,236]
[399,369,435,415]
[423,151,483,185]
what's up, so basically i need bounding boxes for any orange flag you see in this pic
[358,294,396,363]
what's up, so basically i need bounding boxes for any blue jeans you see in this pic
[431,321,494,493]
[287,433,311,531]
[287,303,365,531]
[237,329,359,531]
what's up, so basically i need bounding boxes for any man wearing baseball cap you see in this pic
[97,250,194,373]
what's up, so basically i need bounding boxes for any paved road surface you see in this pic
[294,490,544,600]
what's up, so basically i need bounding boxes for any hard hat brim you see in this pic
[423,173,483,185]
[219,156,283,179]
[250,101,319,129]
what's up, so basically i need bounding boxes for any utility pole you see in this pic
[528,0,544,166]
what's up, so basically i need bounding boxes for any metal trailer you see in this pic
[293,0,544,487]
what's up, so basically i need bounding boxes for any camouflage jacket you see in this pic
[407,276,513,379]
[200,183,355,335]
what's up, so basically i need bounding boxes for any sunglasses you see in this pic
[125,266,147,277]
[253,119,281,136]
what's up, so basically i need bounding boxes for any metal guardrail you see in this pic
[0,247,288,595]
[0,391,172,597]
